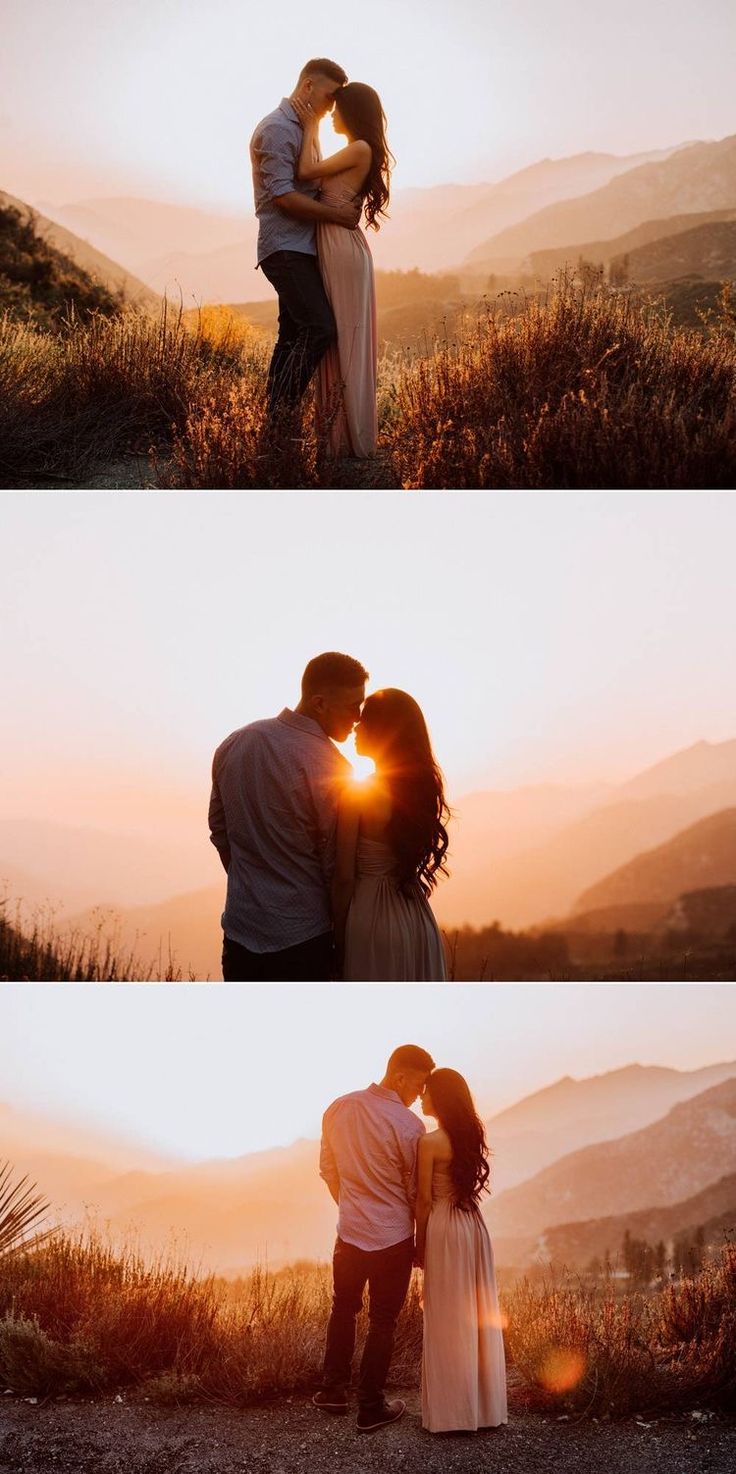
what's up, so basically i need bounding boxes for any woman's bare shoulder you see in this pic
[419,1127,450,1156]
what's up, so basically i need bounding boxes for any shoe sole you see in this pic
[356,1403,406,1433]
[312,1396,348,1415]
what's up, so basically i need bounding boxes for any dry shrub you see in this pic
[505,1245,736,1417]
[168,374,321,490]
[385,279,736,488]
[1,1232,733,1414]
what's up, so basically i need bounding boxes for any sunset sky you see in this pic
[1,983,734,1158]
[2,0,734,207]
[2,491,736,845]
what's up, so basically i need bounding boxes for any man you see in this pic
[208,651,368,981]
[250,59,361,414]
[316,1044,436,1432]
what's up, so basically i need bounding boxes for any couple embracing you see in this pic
[250,58,391,457]
[316,1044,508,1434]
[209,653,448,982]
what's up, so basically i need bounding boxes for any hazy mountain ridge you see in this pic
[489,1077,736,1240]
[441,739,736,929]
[610,218,736,285]
[543,1171,736,1268]
[5,738,736,974]
[4,1063,734,1272]
[574,808,736,915]
[33,144,683,298]
[467,134,736,269]
[527,207,736,279]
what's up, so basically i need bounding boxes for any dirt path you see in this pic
[1,1391,732,1474]
[75,450,398,491]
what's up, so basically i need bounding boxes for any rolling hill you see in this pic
[609,218,736,285]
[574,808,736,915]
[0,189,159,311]
[467,134,736,270]
[485,1060,736,1188]
[439,736,736,929]
[527,207,736,280]
[544,1171,736,1268]
[489,1077,736,1240]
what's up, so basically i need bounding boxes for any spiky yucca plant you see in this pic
[0,1163,50,1256]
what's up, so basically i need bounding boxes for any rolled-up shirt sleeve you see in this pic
[320,1107,340,1197]
[256,122,297,201]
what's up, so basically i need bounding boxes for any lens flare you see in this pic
[537,1346,587,1394]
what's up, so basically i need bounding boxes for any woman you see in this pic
[293,83,392,458]
[333,689,449,981]
[416,1069,508,1434]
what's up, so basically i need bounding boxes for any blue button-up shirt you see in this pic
[250,98,320,264]
[209,708,350,954]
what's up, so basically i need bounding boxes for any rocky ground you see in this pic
[1,1390,732,1474]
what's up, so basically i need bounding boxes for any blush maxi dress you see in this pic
[316,176,378,458]
[421,1160,508,1433]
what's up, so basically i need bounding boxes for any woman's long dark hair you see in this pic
[428,1068,491,1210]
[334,82,393,230]
[359,688,449,895]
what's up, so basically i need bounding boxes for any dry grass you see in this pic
[383,279,736,489]
[0,1229,733,1416]
[0,899,183,981]
[3,279,734,488]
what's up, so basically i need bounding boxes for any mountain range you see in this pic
[24,133,731,304]
[488,1077,736,1242]
[4,1061,734,1273]
[467,134,736,271]
[4,738,736,977]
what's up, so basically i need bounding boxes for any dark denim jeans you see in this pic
[221,930,333,982]
[321,1235,415,1411]
[259,249,337,413]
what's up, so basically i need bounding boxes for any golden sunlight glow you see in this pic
[350,755,376,783]
[537,1347,588,1394]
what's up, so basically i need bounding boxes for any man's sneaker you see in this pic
[313,1389,348,1414]
[356,1398,406,1432]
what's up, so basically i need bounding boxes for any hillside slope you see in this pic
[575,808,736,915]
[0,189,158,313]
[528,207,736,278]
[467,134,736,268]
[490,1077,736,1238]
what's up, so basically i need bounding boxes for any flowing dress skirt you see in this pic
[422,1199,508,1433]
[342,840,447,982]
[316,217,378,458]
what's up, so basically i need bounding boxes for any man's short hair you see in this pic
[298,58,348,87]
[387,1044,436,1076]
[301,652,368,698]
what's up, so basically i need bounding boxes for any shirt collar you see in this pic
[277,707,330,740]
[369,1082,403,1105]
[279,97,301,126]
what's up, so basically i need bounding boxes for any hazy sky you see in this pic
[1,983,734,1158]
[2,492,736,840]
[1,1,734,207]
